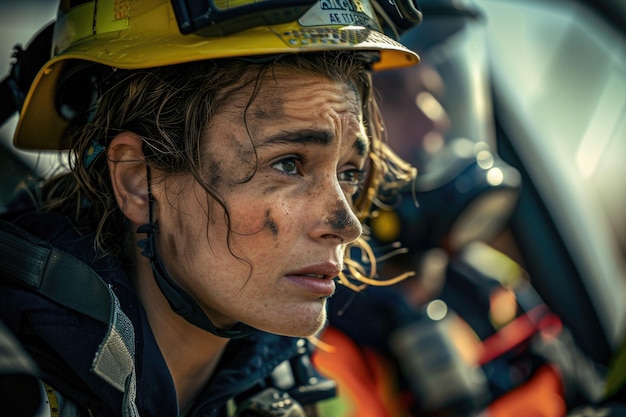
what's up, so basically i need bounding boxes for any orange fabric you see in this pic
[361,348,413,417]
[313,326,409,417]
[487,364,566,417]
[313,327,567,417]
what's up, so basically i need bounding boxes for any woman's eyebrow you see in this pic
[258,129,369,156]
[259,129,334,147]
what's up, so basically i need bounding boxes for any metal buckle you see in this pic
[236,387,306,417]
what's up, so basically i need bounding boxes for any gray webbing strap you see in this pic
[0,219,111,325]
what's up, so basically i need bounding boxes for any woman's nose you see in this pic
[311,182,363,245]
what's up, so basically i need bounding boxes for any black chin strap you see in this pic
[136,167,257,339]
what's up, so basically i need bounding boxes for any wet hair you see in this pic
[40,51,415,285]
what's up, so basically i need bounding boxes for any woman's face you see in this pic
[151,70,367,337]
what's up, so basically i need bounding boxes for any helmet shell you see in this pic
[14,0,419,150]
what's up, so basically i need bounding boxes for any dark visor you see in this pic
[170,0,317,36]
[170,0,422,37]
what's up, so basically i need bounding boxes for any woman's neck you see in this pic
[132,246,229,411]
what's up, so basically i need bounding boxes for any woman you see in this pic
[0,0,419,416]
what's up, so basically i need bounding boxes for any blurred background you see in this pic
[368,0,626,365]
[0,0,59,199]
[325,0,626,414]
[474,0,626,364]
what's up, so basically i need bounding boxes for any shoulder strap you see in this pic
[0,218,111,325]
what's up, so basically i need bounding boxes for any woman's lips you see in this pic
[284,274,337,297]
[284,263,340,297]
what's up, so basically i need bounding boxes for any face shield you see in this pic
[370,0,521,255]
[169,0,423,36]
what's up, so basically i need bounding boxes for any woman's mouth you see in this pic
[285,274,336,297]
[284,264,340,297]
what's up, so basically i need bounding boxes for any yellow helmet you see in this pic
[14,0,420,150]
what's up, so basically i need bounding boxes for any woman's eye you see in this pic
[272,156,299,175]
[338,169,366,187]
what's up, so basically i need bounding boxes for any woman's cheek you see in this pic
[228,206,281,238]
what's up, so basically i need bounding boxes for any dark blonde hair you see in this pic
[41,51,415,285]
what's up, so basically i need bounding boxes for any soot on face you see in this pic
[264,209,279,236]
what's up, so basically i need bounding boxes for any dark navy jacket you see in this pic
[0,208,303,417]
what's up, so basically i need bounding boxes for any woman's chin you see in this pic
[259,307,328,338]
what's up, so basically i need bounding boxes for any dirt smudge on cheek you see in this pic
[206,160,222,188]
[262,184,279,195]
[264,209,279,237]
[204,130,255,188]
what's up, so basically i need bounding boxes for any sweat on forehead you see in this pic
[247,75,362,122]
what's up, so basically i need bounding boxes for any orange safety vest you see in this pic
[313,325,567,417]
[313,325,413,417]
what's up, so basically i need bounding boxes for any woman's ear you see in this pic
[108,132,149,225]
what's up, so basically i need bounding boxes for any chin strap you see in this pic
[136,167,257,339]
